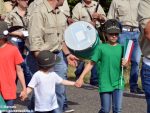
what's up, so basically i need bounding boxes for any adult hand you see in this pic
[92,12,100,20]
[75,78,84,87]
[67,54,79,67]
[67,17,75,25]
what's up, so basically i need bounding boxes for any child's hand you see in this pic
[19,90,27,101]
[75,78,84,88]
[122,58,128,67]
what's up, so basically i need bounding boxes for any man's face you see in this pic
[17,0,28,8]
[57,0,64,6]
[84,0,92,3]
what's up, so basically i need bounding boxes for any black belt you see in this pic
[122,25,139,32]
[53,50,60,54]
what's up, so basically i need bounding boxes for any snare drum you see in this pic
[64,21,101,59]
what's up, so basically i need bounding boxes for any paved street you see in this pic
[15,84,146,113]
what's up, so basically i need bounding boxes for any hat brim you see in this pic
[106,29,121,34]
[38,56,61,68]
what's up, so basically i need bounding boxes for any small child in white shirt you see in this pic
[21,50,75,113]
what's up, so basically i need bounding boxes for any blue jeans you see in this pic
[119,31,141,91]
[99,89,123,113]
[75,61,98,85]
[4,99,14,113]
[54,51,67,112]
[141,62,150,113]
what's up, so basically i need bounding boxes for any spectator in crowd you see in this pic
[75,19,128,113]
[107,0,143,94]
[22,50,76,113]
[0,21,27,111]
[72,0,106,86]
[4,0,32,86]
[138,0,150,112]
[0,0,6,20]
[28,0,78,112]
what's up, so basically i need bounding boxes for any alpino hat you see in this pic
[104,19,122,34]
[37,50,61,68]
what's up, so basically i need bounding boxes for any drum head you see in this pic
[64,21,97,51]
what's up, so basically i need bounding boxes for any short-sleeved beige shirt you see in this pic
[29,0,67,52]
[72,1,106,22]
[107,0,140,27]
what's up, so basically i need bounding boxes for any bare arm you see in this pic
[16,65,27,100]
[27,87,33,95]
[75,61,95,87]
[61,80,75,86]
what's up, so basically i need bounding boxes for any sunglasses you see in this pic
[107,33,119,36]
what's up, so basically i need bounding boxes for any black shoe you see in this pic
[130,88,144,94]
[63,107,75,113]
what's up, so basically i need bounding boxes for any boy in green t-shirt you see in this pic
[75,19,128,113]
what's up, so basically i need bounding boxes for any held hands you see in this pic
[75,78,84,88]
[19,89,27,101]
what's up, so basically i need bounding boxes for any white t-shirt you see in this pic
[28,71,63,112]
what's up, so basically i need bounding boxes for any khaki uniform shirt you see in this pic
[72,1,106,22]
[107,0,140,27]
[28,0,70,19]
[28,0,67,52]
[138,0,150,59]
[0,0,6,16]
[4,7,28,29]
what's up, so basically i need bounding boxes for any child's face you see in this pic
[106,33,119,44]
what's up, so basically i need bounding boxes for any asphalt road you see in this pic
[15,84,146,113]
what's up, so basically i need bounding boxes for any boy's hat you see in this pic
[37,50,61,68]
[104,19,122,34]
[0,21,8,38]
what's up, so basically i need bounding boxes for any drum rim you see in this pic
[64,21,97,51]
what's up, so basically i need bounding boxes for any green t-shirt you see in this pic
[92,43,124,93]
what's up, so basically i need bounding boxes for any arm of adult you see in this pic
[28,8,44,55]
[75,61,95,87]
[72,3,81,21]
[144,20,150,41]
[62,42,79,67]
[107,0,117,19]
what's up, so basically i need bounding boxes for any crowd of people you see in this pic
[0,0,150,113]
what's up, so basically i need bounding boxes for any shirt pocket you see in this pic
[117,5,128,16]
[44,28,59,49]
